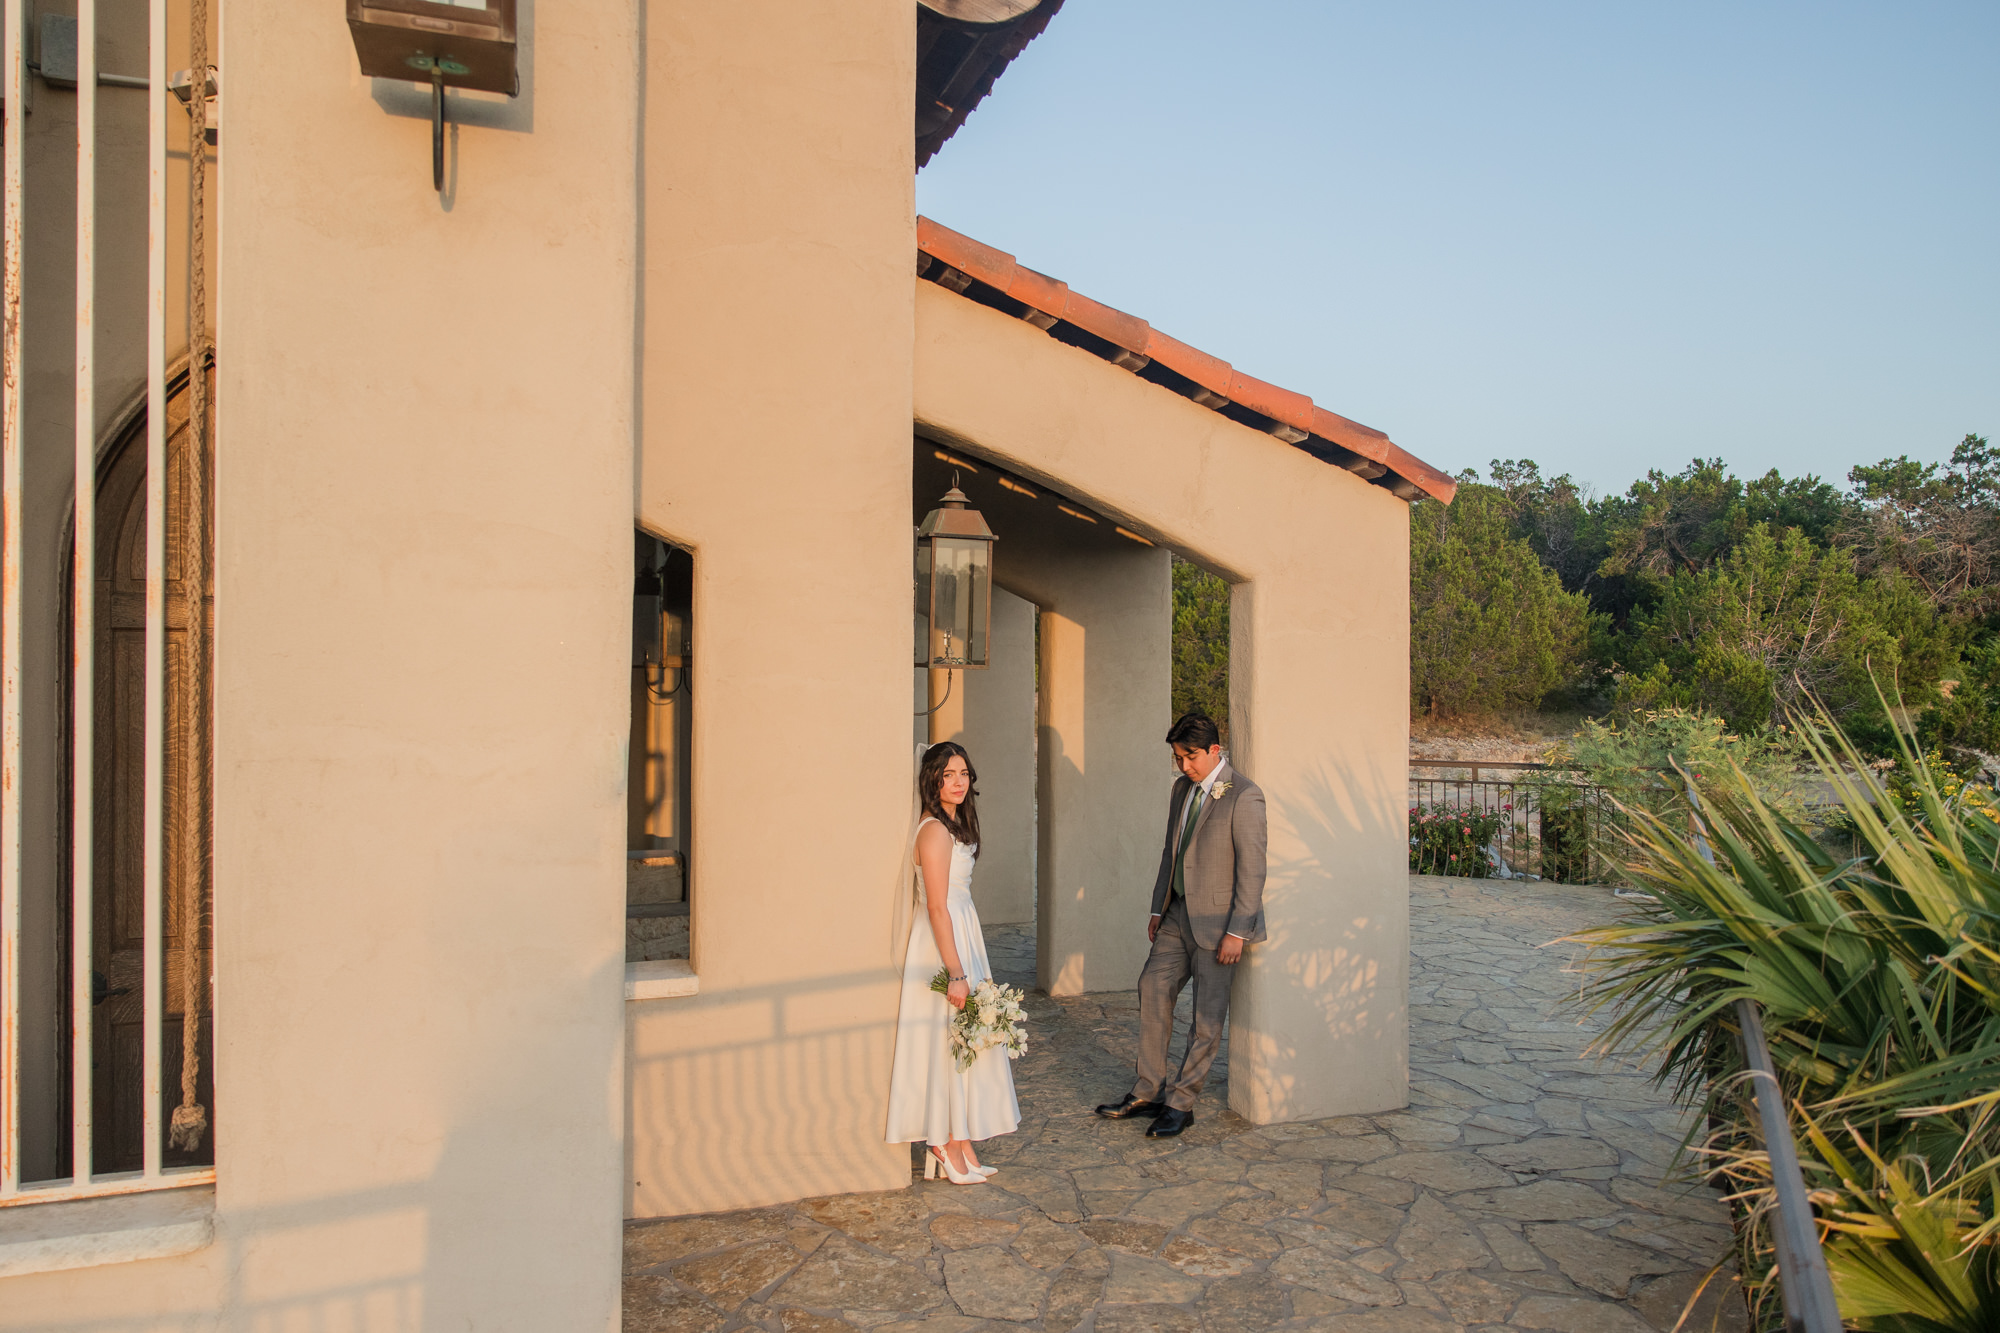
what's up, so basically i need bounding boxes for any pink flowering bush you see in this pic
[1408,804,1510,877]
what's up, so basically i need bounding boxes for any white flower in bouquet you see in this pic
[930,969,1030,1071]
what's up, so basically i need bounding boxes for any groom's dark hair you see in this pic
[1165,712,1222,751]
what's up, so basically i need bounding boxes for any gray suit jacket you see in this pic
[1149,761,1268,950]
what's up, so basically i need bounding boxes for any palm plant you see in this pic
[1565,711,2000,1330]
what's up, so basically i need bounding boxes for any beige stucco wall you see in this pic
[1016,542,1173,996]
[913,279,1412,1123]
[0,3,639,1329]
[925,586,1037,926]
[625,0,917,1218]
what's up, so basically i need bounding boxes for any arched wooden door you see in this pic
[64,369,215,1173]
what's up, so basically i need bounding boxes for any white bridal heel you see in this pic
[925,1147,987,1185]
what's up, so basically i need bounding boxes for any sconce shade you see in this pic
[347,0,518,96]
[915,487,997,670]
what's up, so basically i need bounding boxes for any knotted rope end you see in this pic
[168,1101,208,1152]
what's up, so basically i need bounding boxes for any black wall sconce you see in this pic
[346,0,518,192]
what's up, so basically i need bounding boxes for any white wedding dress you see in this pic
[886,819,1021,1146]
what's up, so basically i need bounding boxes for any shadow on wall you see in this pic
[1033,671,1168,998]
[14,952,627,1333]
[1034,721,1152,997]
[625,967,906,1215]
[1230,753,1408,1119]
[626,787,917,1216]
[1036,720,1082,995]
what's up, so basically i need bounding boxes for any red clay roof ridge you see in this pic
[915,216,1456,505]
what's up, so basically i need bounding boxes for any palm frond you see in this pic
[1560,699,2000,1329]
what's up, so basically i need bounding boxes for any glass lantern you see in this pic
[346,0,519,95]
[915,487,997,670]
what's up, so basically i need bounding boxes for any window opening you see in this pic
[3,0,220,1205]
[628,534,691,963]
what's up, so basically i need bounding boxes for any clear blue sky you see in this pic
[917,1,1999,499]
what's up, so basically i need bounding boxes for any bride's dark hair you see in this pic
[919,741,981,849]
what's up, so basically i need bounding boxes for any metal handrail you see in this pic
[1735,999,1844,1333]
[1683,777,1843,1333]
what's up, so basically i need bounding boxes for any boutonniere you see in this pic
[1211,780,1232,799]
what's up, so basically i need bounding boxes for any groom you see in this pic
[1096,711,1267,1138]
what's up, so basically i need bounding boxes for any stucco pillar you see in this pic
[943,587,1035,925]
[1026,546,1171,996]
[1225,570,1412,1122]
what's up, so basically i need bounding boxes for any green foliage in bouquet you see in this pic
[929,967,1029,1071]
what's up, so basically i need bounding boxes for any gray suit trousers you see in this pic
[1131,897,1234,1111]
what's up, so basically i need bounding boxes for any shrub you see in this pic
[1547,705,1817,829]
[1409,804,1509,877]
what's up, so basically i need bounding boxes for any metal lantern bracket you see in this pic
[345,0,520,193]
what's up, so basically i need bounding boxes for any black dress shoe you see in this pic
[1145,1107,1195,1137]
[1095,1094,1166,1120]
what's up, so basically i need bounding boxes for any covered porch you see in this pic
[622,877,1744,1332]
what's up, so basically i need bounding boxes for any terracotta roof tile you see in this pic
[916,218,1017,293]
[1006,265,1070,318]
[1382,442,1458,505]
[1225,371,1315,438]
[1056,291,1150,359]
[1141,330,1233,401]
[1310,406,1390,462]
[916,216,1455,504]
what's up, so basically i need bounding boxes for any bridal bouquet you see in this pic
[930,968,1028,1071]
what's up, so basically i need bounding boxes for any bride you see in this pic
[886,741,1020,1183]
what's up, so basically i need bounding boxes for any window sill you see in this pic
[0,1182,214,1278]
[626,958,698,1001]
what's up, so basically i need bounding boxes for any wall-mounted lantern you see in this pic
[346,0,518,192]
[633,535,691,695]
[915,486,997,671]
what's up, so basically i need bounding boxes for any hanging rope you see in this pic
[168,0,211,1155]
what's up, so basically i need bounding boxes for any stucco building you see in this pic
[0,0,1452,1326]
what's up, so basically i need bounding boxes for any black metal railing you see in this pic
[1408,761,1628,883]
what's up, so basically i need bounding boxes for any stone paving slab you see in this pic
[625,875,1747,1332]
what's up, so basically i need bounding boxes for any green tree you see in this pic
[1620,523,1956,734]
[1743,467,1851,546]
[1486,458,1606,594]
[1585,458,1849,640]
[1921,634,2000,755]
[1170,555,1229,735]
[1845,434,2000,614]
[1596,457,1750,580]
[1410,484,1595,718]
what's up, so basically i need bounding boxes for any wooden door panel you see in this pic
[73,370,216,1177]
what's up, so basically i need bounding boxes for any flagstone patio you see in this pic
[624,875,1747,1332]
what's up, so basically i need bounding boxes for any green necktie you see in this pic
[1172,786,1207,899]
